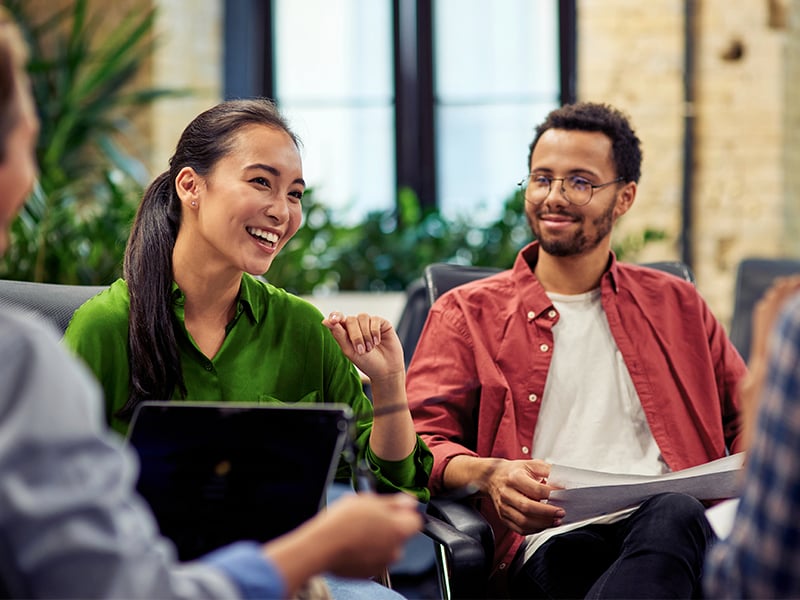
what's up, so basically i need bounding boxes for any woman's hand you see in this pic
[323,311,416,461]
[322,312,405,381]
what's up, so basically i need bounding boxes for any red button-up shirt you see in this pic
[407,242,746,589]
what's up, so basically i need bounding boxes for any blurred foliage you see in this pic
[265,187,531,294]
[0,0,181,283]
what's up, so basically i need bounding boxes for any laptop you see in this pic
[126,401,353,561]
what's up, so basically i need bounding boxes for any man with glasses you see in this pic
[407,102,746,598]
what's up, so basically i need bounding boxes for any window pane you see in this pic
[436,102,555,221]
[434,0,560,221]
[274,0,394,219]
[282,106,395,222]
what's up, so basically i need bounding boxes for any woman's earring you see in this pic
[191,201,197,207]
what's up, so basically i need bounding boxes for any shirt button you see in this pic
[547,309,557,318]
[499,562,507,570]
[539,343,549,352]
[204,363,213,371]
[527,310,535,320]
[521,446,529,454]
[528,393,538,402]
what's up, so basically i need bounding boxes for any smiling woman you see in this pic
[62,99,432,509]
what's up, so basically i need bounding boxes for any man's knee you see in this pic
[631,492,713,547]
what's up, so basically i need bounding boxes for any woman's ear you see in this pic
[175,166,203,208]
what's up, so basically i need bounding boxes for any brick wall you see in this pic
[148,0,223,173]
[578,0,796,325]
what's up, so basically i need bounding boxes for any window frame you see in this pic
[223,0,576,213]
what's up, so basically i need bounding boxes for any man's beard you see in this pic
[528,200,616,257]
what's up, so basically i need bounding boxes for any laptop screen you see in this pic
[126,401,353,561]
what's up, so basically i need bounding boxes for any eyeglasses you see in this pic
[517,174,624,206]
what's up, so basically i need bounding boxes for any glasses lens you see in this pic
[523,175,551,200]
[564,176,592,205]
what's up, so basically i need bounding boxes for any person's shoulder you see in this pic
[0,308,60,346]
[65,279,129,335]
[616,262,696,292]
[73,279,128,314]
[0,308,69,371]
[445,267,514,301]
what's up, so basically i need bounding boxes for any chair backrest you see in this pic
[422,260,696,305]
[422,263,503,306]
[0,279,105,335]
[394,278,430,369]
[639,260,696,285]
[729,257,800,362]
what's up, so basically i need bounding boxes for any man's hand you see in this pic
[485,458,565,534]
[444,455,565,535]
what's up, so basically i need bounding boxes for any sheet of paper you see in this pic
[705,497,740,540]
[546,453,745,525]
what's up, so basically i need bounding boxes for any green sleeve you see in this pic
[365,441,433,502]
[321,328,432,501]
[61,280,132,434]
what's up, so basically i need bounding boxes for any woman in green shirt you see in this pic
[64,98,431,500]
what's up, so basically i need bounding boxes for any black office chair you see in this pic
[0,278,105,335]
[410,259,697,599]
[729,257,800,363]
[639,260,696,285]
[394,278,430,370]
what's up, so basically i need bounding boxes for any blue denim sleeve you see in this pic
[201,541,286,600]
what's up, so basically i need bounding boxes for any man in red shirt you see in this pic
[407,102,746,598]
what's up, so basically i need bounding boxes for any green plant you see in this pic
[264,187,521,294]
[1,0,181,284]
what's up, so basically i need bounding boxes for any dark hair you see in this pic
[0,7,27,162]
[118,98,300,419]
[527,102,642,184]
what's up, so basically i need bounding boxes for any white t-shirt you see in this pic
[519,289,669,566]
[532,289,667,475]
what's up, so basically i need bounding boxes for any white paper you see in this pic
[705,497,740,540]
[546,453,745,525]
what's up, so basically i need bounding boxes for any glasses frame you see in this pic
[517,174,624,206]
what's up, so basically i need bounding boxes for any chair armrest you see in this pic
[422,512,490,600]
[427,498,494,566]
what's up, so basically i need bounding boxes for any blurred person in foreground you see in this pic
[0,7,421,599]
[704,275,800,599]
[407,101,746,598]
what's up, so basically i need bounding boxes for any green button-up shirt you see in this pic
[64,274,431,499]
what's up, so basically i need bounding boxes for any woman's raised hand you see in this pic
[322,312,405,381]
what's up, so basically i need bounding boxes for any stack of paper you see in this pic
[546,453,745,525]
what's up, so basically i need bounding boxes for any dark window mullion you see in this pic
[223,0,273,100]
[393,0,436,212]
[559,0,577,105]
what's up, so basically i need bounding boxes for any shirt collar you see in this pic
[236,274,261,324]
[170,274,260,325]
[515,241,620,320]
[605,251,621,293]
